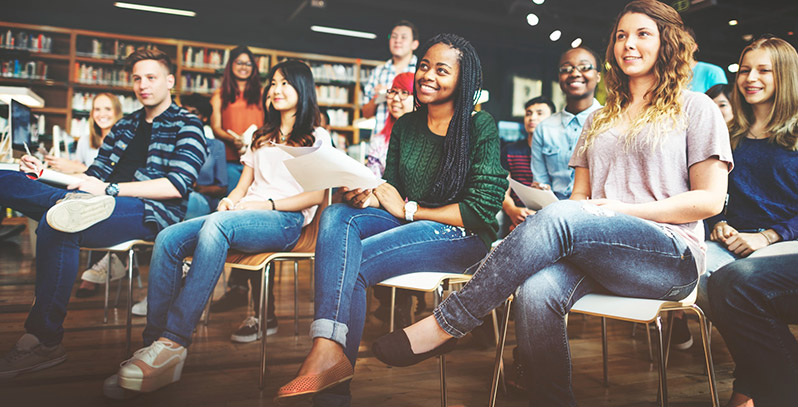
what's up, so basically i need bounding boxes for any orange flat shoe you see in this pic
[275,358,354,404]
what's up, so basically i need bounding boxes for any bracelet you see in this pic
[268,198,275,210]
[760,231,773,245]
[221,197,235,206]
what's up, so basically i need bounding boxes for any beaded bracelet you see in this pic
[759,231,773,245]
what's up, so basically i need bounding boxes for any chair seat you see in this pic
[377,272,472,292]
[570,287,697,324]
[222,250,314,271]
[80,239,153,252]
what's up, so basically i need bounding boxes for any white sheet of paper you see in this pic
[0,163,82,187]
[275,143,383,191]
[508,178,559,210]
[240,124,258,146]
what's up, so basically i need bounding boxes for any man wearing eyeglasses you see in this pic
[530,47,602,200]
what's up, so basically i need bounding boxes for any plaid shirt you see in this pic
[362,55,417,134]
[85,103,207,231]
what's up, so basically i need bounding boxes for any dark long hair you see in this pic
[417,33,483,207]
[252,60,320,149]
[221,46,262,108]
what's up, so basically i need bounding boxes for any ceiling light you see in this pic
[0,86,45,108]
[310,26,376,39]
[532,0,545,4]
[526,13,540,26]
[550,30,562,42]
[728,19,738,26]
[742,34,753,41]
[571,38,582,48]
[728,63,739,73]
[114,2,196,17]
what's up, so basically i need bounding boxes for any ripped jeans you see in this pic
[310,204,487,365]
[434,200,698,406]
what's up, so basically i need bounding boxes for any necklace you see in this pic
[278,128,288,143]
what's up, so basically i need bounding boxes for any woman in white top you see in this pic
[46,93,122,172]
[104,61,329,396]
[372,2,733,405]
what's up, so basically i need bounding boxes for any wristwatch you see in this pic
[105,183,120,197]
[404,200,418,222]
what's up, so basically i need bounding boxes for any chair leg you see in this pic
[489,298,512,407]
[259,262,272,390]
[133,251,143,289]
[309,257,315,303]
[436,288,447,407]
[489,308,506,394]
[601,317,609,387]
[664,312,675,368]
[389,287,396,333]
[646,323,654,362]
[294,260,299,336]
[104,251,111,324]
[655,315,668,407]
[690,305,720,407]
[126,249,134,357]
[203,294,211,326]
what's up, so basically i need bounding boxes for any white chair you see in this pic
[489,283,719,407]
[81,239,153,357]
[378,272,506,407]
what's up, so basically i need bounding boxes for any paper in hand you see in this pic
[275,143,383,191]
[508,178,559,210]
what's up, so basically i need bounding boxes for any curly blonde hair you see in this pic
[582,0,695,152]
[728,36,798,151]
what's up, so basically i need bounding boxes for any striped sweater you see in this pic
[85,103,206,231]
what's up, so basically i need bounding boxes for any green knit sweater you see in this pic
[383,110,508,248]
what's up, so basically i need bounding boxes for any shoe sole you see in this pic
[81,271,126,284]
[230,325,278,343]
[672,337,693,350]
[46,195,115,233]
[274,373,354,405]
[0,353,67,380]
[118,358,185,393]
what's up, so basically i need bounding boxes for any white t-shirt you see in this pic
[75,134,99,168]
[239,127,331,227]
[569,91,734,274]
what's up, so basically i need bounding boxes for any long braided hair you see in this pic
[417,33,483,207]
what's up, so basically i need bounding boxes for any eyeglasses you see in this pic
[234,61,253,67]
[386,89,412,100]
[558,64,595,74]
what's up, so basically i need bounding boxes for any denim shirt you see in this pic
[530,99,602,199]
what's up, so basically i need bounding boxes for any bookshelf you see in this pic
[0,21,382,145]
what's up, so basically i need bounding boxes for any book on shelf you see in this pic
[0,60,48,80]
[1,30,53,53]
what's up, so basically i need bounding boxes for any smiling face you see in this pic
[389,25,419,59]
[415,43,461,107]
[736,48,775,108]
[92,95,117,131]
[132,59,174,110]
[613,12,661,80]
[232,53,254,81]
[712,93,734,123]
[558,48,599,100]
[387,88,414,119]
[524,102,553,134]
[269,69,298,115]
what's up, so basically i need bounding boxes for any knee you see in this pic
[320,204,357,229]
[197,213,231,242]
[707,259,761,313]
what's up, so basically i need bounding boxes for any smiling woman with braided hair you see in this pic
[275,33,508,405]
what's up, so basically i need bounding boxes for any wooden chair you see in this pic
[80,239,153,356]
[219,189,330,389]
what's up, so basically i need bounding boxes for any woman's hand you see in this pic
[373,183,405,218]
[67,176,108,195]
[507,205,535,226]
[44,155,86,174]
[531,181,550,191]
[589,199,634,215]
[724,232,769,257]
[218,198,236,212]
[710,222,738,242]
[342,187,374,209]
[19,154,44,175]
[234,200,269,211]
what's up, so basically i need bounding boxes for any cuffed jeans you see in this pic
[0,170,157,346]
[708,254,798,407]
[434,200,698,406]
[310,204,487,366]
[143,209,303,347]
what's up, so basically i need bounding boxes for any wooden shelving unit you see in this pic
[0,21,382,145]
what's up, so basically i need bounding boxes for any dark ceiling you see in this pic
[4,0,797,119]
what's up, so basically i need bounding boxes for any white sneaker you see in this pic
[132,297,147,317]
[46,194,115,233]
[81,253,125,284]
[117,339,187,393]
[103,373,138,400]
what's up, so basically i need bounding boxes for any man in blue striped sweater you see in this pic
[0,48,206,379]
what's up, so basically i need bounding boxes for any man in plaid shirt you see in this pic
[361,20,419,136]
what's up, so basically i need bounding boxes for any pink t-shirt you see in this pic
[569,91,734,274]
[239,127,331,227]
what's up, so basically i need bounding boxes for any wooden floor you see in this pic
[0,224,746,407]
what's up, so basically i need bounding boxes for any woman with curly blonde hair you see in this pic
[372,1,733,404]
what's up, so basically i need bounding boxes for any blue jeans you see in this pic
[708,254,798,407]
[311,204,487,366]
[434,200,698,406]
[0,171,157,346]
[185,192,212,220]
[142,209,304,347]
